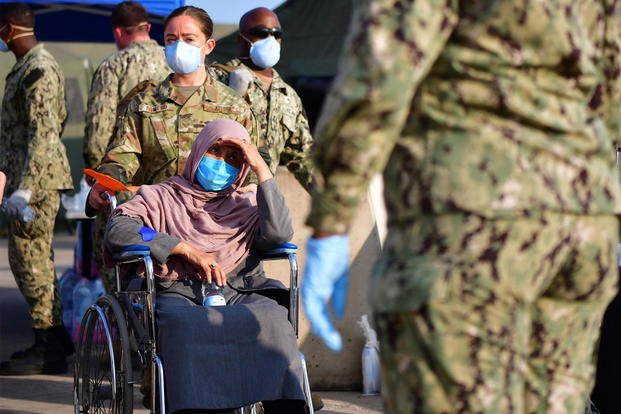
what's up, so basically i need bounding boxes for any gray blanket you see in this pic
[156,289,305,413]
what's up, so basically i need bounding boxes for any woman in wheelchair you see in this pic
[104,119,307,414]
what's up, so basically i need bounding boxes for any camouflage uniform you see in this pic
[0,44,73,329]
[83,39,170,169]
[96,74,259,290]
[210,59,313,189]
[307,1,621,413]
[98,73,259,185]
[83,39,169,290]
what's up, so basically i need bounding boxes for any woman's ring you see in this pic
[209,263,217,270]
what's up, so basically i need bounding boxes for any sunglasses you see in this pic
[247,27,283,39]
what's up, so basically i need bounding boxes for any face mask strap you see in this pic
[1,23,34,43]
[9,32,34,42]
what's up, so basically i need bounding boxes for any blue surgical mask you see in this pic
[248,36,280,68]
[0,25,9,53]
[165,40,203,74]
[195,156,240,192]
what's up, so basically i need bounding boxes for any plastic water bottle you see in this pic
[71,277,105,342]
[202,282,226,307]
[359,315,381,395]
[20,206,35,222]
[58,267,80,335]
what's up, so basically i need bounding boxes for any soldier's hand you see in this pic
[228,67,253,96]
[4,189,32,217]
[87,182,110,211]
[301,234,350,352]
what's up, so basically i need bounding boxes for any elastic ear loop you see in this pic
[5,24,34,43]
[9,32,33,41]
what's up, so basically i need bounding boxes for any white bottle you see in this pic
[359,314,381,395]
[202,282,226,306]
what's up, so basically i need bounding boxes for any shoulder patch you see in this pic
[22,68,45,90]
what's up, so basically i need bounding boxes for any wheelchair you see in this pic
[73,194,314,414]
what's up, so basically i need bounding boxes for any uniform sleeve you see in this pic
[253,178,294,250]
[105,214,181,264]
[83,61,122,169]
[280,98,314,191]
[18,65,67,191]
[591,0,621,148]
[241,106,262,149]
[307,0,459,233]
[97,103,143,184]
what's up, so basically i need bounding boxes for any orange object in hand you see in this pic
[83,169,139,192]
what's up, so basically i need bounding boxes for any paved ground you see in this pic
[0,234,384,413]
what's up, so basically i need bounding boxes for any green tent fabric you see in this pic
[209,0,355,79]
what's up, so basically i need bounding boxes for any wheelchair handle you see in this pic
[102,191,117,211]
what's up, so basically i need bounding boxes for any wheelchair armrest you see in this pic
[258,242,298,260]
[112,245,151,263]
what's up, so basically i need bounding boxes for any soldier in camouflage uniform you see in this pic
[0,3,74,375]
[87,6,260,290]
[84,1,170,293]
[209,7,313,190]
[83,1,170,170]
[302,1,621,413]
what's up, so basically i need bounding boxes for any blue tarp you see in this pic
[13,1,185,43]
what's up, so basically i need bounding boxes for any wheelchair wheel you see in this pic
[74,294,133,414]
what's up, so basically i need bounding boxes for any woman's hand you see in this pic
[172,241,227,286]
[220,138,273,183]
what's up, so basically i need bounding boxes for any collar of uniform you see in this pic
[156,73,219,105]
[9,43,44,74]
[126,38,159,51]
[268,69,289,94]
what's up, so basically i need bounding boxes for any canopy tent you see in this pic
[15,1,185,43]
[210,0,354,79]
[209,0,354,128]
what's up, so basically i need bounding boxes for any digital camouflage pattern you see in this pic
[307,0,621,412]
[308,0,621,234]
[8,192,63,329]
[210,59,314,190]
[98,73,260,186]
[0,44,73,194]
[373,212,618,413]
[1,44,71,330]
[83,39,170,169]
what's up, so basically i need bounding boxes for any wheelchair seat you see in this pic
[74,234,313,414]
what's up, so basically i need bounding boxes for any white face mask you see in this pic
[165,40,204,75]
[245,35,281,69]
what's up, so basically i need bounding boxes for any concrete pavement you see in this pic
[0,234,384,413]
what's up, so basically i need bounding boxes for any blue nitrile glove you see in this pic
[302,234,350,352]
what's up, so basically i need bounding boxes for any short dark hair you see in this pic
[0,2,35,27]
[164,6,213,39]
[111,1,148,28]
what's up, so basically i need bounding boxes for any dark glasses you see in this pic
[247,27,283,39]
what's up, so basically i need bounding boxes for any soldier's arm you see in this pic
[307,0,459,234]
[18,65,66,191]
[592,0,621,148]
[97,104,143,185]
[241,106,262,150]
[280,101,314,191]
[83,60,120,169]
